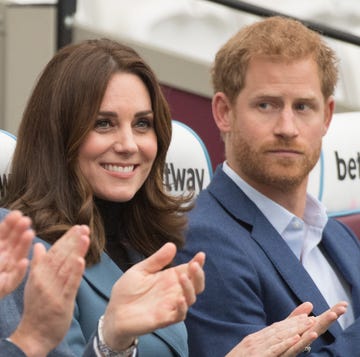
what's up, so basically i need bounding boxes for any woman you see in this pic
[0,39,342,357]
[1,38,205,357]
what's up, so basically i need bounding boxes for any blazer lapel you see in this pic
[152,325,188,357]
[83,252,122,300]
[251,215,342,337]
[82,246,147,300]
[322,221,360,318]
[209,167,342,337]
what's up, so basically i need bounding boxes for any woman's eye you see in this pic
[136,118,153,129]
[94,119,112,129]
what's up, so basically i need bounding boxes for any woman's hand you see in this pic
[102,243,205,351]
[0,210,34,298]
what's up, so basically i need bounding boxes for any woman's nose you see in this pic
[113,128,138,154]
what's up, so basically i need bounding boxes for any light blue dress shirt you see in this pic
[222,162,354,328]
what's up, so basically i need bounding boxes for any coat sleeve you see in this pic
[0,336,99,357]
[0,339,27,357]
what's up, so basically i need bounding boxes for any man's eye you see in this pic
[258,103,270,110]
[296,103,308,111]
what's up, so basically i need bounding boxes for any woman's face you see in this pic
[78,72,157,202]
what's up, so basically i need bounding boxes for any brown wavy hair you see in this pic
[212,16,338,104]
[1,38,191,265]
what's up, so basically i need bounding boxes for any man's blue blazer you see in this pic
[176,166,360,357]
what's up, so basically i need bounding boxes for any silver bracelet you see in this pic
[97,315,138,357]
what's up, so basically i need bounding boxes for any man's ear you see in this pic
[322,96,335,136]
[212,92,232,133]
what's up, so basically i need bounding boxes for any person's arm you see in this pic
[226,301,347,357]
[8,225,90,357]
[176,218,354,357]
[98,242,205,354]
[0,338,27,357]
[0,210,34,299]
[1,229,204,357]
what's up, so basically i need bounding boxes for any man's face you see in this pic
[224,57,333,196]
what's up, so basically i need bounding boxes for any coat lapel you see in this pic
[82,248,145,299]
[83,252,122,300]
[152,325,188,357]
[322,221,360,318]
[209,167,343,337]
[251,215,342,337]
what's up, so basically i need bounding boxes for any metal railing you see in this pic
[206,0,360,47]
[57,0,77,49]
[58,0,360,49]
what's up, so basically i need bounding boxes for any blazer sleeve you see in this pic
[0,339,27,357]
[0,337,101,357]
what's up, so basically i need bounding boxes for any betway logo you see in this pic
[164,162,205,192]
[335,151,360,180]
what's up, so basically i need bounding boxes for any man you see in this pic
[177,16,360,356]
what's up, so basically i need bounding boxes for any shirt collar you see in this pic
[222,161,328,235]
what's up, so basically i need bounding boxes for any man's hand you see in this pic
[282,301,347,356]
[226,301,347,357]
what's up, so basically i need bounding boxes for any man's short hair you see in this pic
[211,16,338,103]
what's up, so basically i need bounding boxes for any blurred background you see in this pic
[1,0,360,168]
